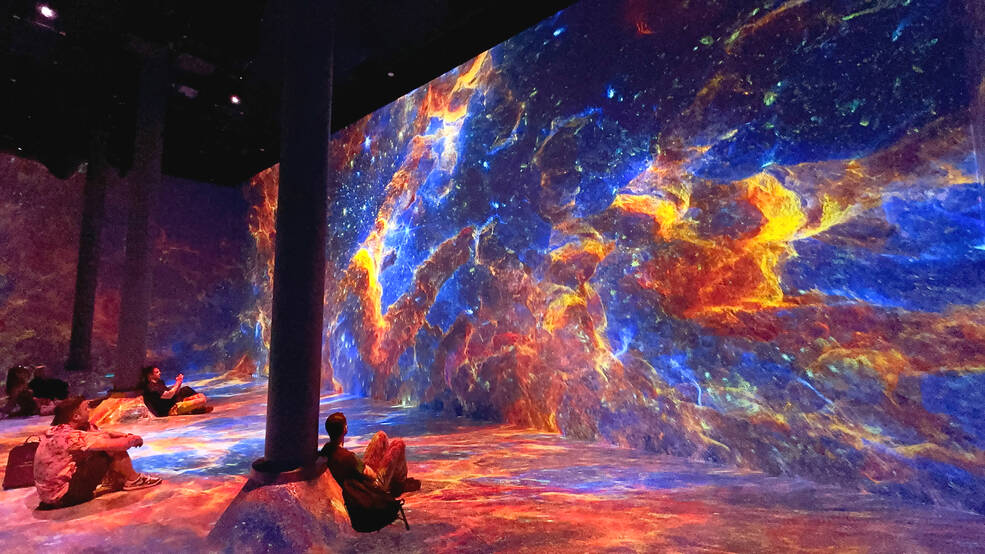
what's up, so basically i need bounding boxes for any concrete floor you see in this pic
[1,380,984,553]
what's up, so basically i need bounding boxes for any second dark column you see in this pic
[114,47,168,391]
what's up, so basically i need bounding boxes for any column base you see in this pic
[249,457,326,485]
[208,461,353,551]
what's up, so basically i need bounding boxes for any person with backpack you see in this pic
[319,412,420,532]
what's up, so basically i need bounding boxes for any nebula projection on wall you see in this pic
[246,0,985,514]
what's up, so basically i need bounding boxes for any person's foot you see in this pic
[402,477,421,493]
[93,482,122,496]
[123,474,162,491]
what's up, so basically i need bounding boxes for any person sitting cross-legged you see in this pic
[33,396,162,509]
[139,365,211,417]
[319,412,421,497]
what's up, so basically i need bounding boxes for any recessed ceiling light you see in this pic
[386,71,395,78]
[38,4,56,20]
[230,95,241,105]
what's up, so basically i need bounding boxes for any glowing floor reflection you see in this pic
[1,380,984,553]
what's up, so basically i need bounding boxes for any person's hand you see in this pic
[127,435,144,448]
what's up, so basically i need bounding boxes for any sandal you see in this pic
[123,474,163,491]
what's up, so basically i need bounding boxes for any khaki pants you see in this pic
[168,394,206,415]
[362,431,408,496]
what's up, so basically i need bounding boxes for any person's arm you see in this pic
[88,434,143,452]
[160,374,184,400]
[100,430,135,439]
[357,455,385,487]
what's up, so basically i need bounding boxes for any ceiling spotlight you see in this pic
[386,71,395,78]
[38,4,56,20]
[230,95,241,105]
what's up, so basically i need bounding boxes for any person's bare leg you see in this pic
[106,451,139,485]
[363,430,389,471]
[380,439,407,494]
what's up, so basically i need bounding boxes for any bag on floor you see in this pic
[341,477,409,533]
[3,436,39,490]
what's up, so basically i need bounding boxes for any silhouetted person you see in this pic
[28,365,69,401]
[1,365,38,419]
[319,411,420,496]
[34,396,161,509]
[2,365,71,420]
[138,365,211,417]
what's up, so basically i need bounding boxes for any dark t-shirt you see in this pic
[142,381,173,417]
[142,381,198,417]
[319,443,365,486]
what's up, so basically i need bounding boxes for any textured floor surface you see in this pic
[1,380,984,553]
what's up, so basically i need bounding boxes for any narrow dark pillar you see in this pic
[114,48,168,391]
[66,131,109,373]
[970,0,985,172]
[260,0,335,471]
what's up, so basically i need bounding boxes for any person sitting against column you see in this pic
[138,365,212,417]
[319,411,420,496]
[34,396,162,509]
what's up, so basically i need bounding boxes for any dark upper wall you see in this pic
[1,0,575,185]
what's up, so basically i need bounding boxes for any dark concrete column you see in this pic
[66,130,109,373]
[114,48,168,391]
[260,0,335,471]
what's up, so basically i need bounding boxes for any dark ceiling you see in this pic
[1,0,576,185]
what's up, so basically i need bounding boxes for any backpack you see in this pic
[340,477,409,533]
[3,436,40,490]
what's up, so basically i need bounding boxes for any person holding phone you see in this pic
[138,365,211,417]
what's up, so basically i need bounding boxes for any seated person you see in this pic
[29,365,69,401]
[1,365,41,419]
[319,412,420,496]
[34,396,162,509]
[138,365,211,417]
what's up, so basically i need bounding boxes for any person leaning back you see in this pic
[138,365,211,417]
[319,411,420,497]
